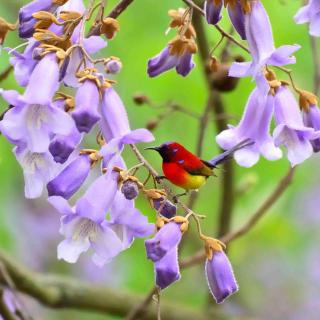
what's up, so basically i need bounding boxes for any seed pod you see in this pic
[121,180,139,200]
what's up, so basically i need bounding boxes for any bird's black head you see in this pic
[145,142,180,162]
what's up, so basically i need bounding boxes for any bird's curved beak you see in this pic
[144,146,161,152]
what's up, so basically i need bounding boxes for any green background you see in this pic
[1,0,320,319]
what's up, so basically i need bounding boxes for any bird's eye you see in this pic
[172,148,178,153]
[177,159,184,164]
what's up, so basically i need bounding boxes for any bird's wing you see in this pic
[176,158,214,177]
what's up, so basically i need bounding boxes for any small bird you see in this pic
[146,139,252,194]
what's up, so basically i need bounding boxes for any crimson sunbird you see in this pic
[146,139,253,192]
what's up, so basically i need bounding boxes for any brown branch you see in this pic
[0,66,13,83]
[180,167,295,268]
[0,250,216,320]
[125,287,157,320]
[310,36,320,95]
[108,0,135,19]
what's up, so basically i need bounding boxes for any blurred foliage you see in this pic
[1,0,320,319]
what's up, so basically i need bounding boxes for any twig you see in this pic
[310,36,320,95]
[88,0,135,36]
[125,286,157,320]
[0,66,13,83]
[180,167,295,268]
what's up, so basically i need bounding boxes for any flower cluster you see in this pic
[147,8,198,77]
[0,0,240,305]
[213,0,320,168]
[0,0,155,266]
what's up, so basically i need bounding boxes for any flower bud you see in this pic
[146,119,158,131]
[152,197,177,218]
[205,251,238,304]
[133,94,149,105]
[105,58,122,74]
[121,180,139,200]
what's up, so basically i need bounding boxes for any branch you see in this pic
[0,250,214,320]
[108,0,135,19]
[180,167,295,268]
[310,36,320,95]
[0,66,13,83]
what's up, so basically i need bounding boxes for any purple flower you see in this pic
[49,126,82,164]
[0,54,75,152]
[48,172,123,265]
[145,222,182,262]
[273,86,316,166]
[72,79,101,133]
[15,146,60,199]
[145,222,182,289]
[19,0,61,38]
[155,246,181,290]
[147,37,196,77]
[8,39,39,86]
[204,0,223,25]
[216,87,282,167]
[47,154,92,199]
[204,0,246,40]
[303,104,320,152]
[99,87,154,167]
[205,250,239,304]
[229,1,299,90]
[108,192,155,251]
[294,0,320,37]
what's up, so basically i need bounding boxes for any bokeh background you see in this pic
[0,0,319,319]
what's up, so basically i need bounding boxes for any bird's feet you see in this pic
[155,175,167,184]
[173,191,188,203]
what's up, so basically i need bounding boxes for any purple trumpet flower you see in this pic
[0,54,75,153]
[107,192,155,255]
[229,1,299,92]
[273,86,316,166]
[303,104,320,152]
[49,172,123,265]
[47,154,91,199]
[294,0,320,37]
[147,37,196,78]
[204,0,246,40]
[145,222,182,290]
[205,250,239,304]
[7,39,39,87]
[15,146,60,199]
[99,87,154,168]
[216,87,282,167]
[49,125,82,164]
[155,247,180,290]
[19,0,63,38]
[145,222,182,262]
[72,79,101,133]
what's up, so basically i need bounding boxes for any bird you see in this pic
[145,139,253,196]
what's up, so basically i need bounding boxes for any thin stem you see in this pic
[310,36,320,95]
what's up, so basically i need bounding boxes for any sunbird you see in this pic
[146,139,252,192]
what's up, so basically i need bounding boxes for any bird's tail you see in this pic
[206,139,254,167]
